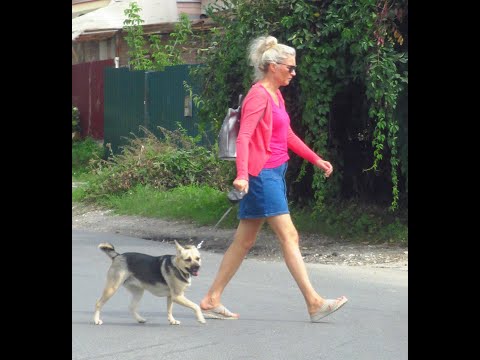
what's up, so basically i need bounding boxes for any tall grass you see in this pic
[99,184,238,228]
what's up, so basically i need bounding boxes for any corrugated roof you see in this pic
[72,0,178,40]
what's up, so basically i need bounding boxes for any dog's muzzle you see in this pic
[188,265,200,276]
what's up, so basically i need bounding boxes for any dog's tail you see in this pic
[98,243,119,260]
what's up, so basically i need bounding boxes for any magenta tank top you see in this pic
[263,90,290,169]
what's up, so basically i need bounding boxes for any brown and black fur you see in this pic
[93,241,205,325]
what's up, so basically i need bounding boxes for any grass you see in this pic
[97,184,238,228]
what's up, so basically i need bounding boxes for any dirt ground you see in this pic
[72,201,408,270]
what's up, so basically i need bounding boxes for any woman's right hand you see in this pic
[233,179,249,194]
[315,159,333,178]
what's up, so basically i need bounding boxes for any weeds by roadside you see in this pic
[72,136,104,180]
[77,126,235,202]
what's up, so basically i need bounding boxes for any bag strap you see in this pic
[237,94,244,108]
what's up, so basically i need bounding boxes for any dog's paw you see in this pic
[198,318,206,324]
[93,312,103,325]
[168,316,181,325]
[134,315,147,323]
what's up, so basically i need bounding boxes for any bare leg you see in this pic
[200,218,264,316]
[267,214,326,316]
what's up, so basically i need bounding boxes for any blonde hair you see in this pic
[248,35,296,82]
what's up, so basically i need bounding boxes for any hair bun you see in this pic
[263,36,278,51]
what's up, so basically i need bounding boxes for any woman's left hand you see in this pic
[315,159,333,178]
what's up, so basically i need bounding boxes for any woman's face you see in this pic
[274,55,296,86]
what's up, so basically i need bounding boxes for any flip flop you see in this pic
[202,305,239,320]
[310,296,348,322]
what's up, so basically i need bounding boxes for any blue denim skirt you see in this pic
[238,162,289,219]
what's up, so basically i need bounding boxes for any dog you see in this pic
[93,240,206,325]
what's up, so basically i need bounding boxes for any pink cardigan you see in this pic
[235,83,322,181]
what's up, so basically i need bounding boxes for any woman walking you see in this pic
[200,35,348,322]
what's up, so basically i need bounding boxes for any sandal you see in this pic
[202,305,239,320]
[310,296,348,322]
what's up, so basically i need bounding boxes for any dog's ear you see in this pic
[174,240,184,253]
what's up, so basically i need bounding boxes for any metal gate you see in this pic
[104,64,208,154]
[72,59,114,139]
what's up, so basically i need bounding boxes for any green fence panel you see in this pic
[147,65,198,140]
[104,68,146,154]
[104,64,213,156]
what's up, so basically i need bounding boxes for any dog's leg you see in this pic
[171,295,206,324]
[93,270,127,325]
[167,296,180,325]
[125,284,147,323]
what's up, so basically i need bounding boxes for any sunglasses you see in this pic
[276,62,297,73]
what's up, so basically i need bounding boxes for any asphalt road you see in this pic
[72,229,408,360]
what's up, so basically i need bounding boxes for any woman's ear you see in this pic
[268,62,277,73]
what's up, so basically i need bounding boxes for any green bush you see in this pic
[292,200,407,245]
[72,137,104,178]
[81,126,235,202]
[377,219,408,245]
[196,0,408,211]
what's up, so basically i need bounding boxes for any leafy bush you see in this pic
[81,126,235,201]
[292,200,407,245]
[377,219,408,245]
[72,137,104,177]
[123,2,192,71]
[196,0,408,211]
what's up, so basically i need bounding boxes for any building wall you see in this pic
[72,38,116,64]
[177,0,202,19]
[73,29,207,66]
[177,0,222,18]
[117,35,130,67]
[201,0,224,15]
[116,33,202,66]
[72,0,220,65]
